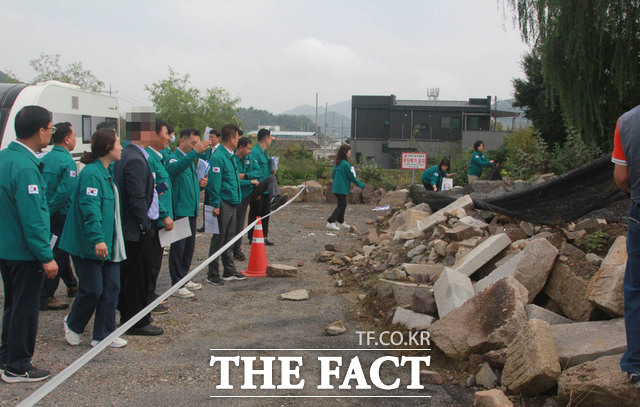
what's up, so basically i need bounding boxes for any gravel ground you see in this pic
[0,200,473,407]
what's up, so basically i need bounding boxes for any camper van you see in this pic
[0,80,120,157]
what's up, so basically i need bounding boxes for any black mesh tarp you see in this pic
[409,154,627,225]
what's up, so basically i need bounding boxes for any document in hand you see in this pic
[204,205,219,234]
[271,156,279,171]
[158,217,193,247]
[351,166,357,178]
[196,158,210,180]
[204,126,213,141]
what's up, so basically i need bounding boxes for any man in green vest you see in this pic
[198,128,220,233]
[39,122,79,311]
[247,128,281,246]
[205,124,245,284]
[0,105,58,383]
[146,119,174,314]
[167,128,210,298]
[160,124,174,162]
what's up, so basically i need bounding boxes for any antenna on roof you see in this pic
[427,88,440,100]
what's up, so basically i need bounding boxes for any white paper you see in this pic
[271,156,279,171]
[204,126,213,141]
[373,205,390,211]
[441,178,454,191]
[204,205,219,234]
[50,235,58,250]
[158,217,192,247]
[350,166,357,178]
[196,158,210,180]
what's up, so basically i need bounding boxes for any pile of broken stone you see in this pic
[318,188,635,406]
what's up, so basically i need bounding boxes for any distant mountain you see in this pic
[282,100,351,138]
[236,107,316,132]
[495,99,531,130]
[283,100,351,119]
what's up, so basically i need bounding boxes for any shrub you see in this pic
[584,230,609,254]
[501,127,549,180]
[548,128,602,174]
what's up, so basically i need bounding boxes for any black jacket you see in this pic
[113,144,154,241]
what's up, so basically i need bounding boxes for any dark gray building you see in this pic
[351,95,508,168]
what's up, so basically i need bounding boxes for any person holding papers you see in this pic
[60,128,127,348]
[166,129,210,298]
[199,128,220,232]
[326,144,365,231]
[145,119,173,315]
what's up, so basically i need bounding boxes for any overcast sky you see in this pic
[1,0,530,114]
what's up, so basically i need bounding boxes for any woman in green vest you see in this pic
[326,144,365,231]
[60,128,127,348]
[468,140,494,183]
[422,158,451,192]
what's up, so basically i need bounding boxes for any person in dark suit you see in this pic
[113,111,163,336]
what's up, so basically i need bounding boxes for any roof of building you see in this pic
[247,130,316,137]
[395,100,473,107]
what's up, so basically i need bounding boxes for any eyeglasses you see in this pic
[46,126,57,134]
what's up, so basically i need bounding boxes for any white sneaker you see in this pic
[64,315,80,346]
[326,222,340,231]
[338,222,351,229]
[91,337,128,348]
[185,281,202,291]
[172,287,195,299]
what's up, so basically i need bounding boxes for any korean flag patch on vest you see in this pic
[212,167,221,173]
[86,187,98,196]
[70,170,76,177]
[28,185,39,194]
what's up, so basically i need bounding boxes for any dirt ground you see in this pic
[0,201,475,407]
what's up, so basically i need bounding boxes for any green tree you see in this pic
[512,51,567,146]
[30,53,104,92]
[505,0,640,146]
[0,70,21,83]
[145,67,241,132]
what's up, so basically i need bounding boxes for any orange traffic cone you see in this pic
[241,217,268,277]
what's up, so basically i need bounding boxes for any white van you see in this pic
[0,80,120,158]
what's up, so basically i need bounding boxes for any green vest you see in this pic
[60,160,118,261]
[160,146,172,162]
[248,143,272,195]
[421,165,447,190]
[41,145,77,215]
[233,153,262,199]
[0,142,53,262]
[469,151,493,177]
[207,146,241,206]
[146,147,174,228]
[167,148,200,217]
[331,160,365,195]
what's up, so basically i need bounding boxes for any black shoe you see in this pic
[67,285,78,298]
[270,194,288,211]
[151,304,169,315]
[205,275,224,286]
[2,366,51,383]
[234,252,246,261]
[197,226,205,233]
[222,272,247,281]
[264,238,274,246]
[40,297,69,311]
[628,372,640,388]
[126,324,164,336]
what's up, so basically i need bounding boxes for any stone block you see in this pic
[525,304,572,325]
[519,221,534,237]
[303,180,325,203]
[377,189,408,208]
[325,320,346,336]
[324,243,342,252]
[458,215,489,229]
[445,225,475,241]
[362,228,379,245]
[574,218,607,231]
[266,264,298,277]
[433,268,475,318]
[280,289,309,301]
[361,184,377,204]
[402,263,443,283]
[502,319,561,396]
[557,354,637,407]
[315,251,335,262]
[474,389,514,407]
[389,209,430,234]
[550,318,626,368]
[281,185,304,202]
[474,238,558,303]
[420,370,444,385]
[585,236,626,317]
[430,277,529,360]
[475,362,498,388]
[483,349,508,369]
[377,279,432,306]
[347,185,362,204]
[407,244,426,258]
[453,233,511,277]
[391,306,436,330]
[544,260,597,321]
[413,290,437,315]
[504,226,528,242]
[394,195,474,240]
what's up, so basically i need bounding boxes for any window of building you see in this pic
[468,116,480,130]
[356,152,363,164]
[382,143,389,153]
[440,116,460,130]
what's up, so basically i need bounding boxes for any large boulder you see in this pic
[377,189,408,208]
[453,233,511,277]
[303,180,325,203]
[557,354,637,407]
[361,184,377,204]
[389,209,430,234]
[543,260,597,321]
[391,307,436,330]
[474,238,558,303]
[324,182,337,204]
[433,267,475,318]
[550,318,627,367]
[501,319,561,396]
[402,263,443,283]
[430,277,528,360]
[394,195,474,241]
[474,389,513,407]
[525,304,573,326]
[347,185,362,204]
[281,185,304,203]
[585,236,626,317]
[377,279,432,306]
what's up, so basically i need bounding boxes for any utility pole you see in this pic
[315,92,319,146]
[332,111,335,153]
[341,116,344,144]
[324,102,328,159]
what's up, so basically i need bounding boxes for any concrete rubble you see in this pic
[317,188,627,402]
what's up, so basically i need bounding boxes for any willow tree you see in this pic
[505,0,640,146]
